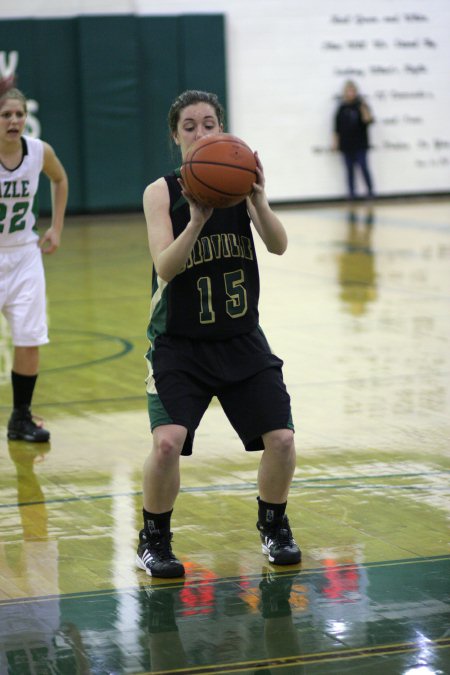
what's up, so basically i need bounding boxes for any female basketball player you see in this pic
[136,90,301,578]
[0,81,68,442]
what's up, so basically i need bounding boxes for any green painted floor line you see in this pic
[0,394,143,411]
[293,470,450,482]
[1,554,448,607]
[1,469,449,510]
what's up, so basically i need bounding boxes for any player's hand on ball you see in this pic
[178,178,213,225]
[248,152,266,206]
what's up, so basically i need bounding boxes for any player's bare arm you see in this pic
[247,153,287,255]
[40,142,68,253]
[144,178,211,282]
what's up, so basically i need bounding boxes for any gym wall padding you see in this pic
[0,14,227,213]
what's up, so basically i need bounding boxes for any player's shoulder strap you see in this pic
[164,169,187,213]
[22,135,44,169]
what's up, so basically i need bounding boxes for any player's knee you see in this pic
[265,428,295,456]
[153,431,184,463]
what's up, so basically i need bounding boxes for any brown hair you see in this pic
[0,76,27,113]
[168,90,225,137]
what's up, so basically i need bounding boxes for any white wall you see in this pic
[3,0,450,201]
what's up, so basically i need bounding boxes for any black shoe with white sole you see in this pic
[136,528,185,578]
[257,515,301,565]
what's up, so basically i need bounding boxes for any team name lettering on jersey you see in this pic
[180,233,254,273]
[0,180,30,198]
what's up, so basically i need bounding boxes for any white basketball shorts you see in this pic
[0,242,49,346]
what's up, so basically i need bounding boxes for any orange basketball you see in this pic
[181,133,257,208]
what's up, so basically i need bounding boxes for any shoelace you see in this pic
[148,533,176,560]
[273,525,294,546]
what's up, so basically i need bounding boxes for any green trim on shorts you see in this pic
[147,392,174,430]
[287,411,295,432]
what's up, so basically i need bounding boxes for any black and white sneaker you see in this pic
[7,407,50,443]
[257,515,301,565]
[136,529,185,578]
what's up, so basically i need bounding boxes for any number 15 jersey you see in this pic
[147,170,261,343]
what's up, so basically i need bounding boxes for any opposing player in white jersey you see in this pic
[0,81,68,441]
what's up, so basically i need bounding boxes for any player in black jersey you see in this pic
[136,90,301,578]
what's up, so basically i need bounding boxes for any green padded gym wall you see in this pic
[0,14,227,213]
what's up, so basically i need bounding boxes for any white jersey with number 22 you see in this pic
[0,135,44,248]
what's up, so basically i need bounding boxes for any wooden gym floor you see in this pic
[0,199,449,674]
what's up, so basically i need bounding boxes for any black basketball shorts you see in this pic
[146,328,294,456]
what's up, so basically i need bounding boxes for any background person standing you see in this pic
[333,80,375,201]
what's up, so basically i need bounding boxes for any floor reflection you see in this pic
[1,204,449,674]
[338,206,377,315]
[1,443,61,674]
[1,559,448,674]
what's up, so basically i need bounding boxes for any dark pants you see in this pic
[343,149,373,199]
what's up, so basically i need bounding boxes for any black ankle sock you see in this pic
[11,371,37,410]
[257,497,287,528]
[143,508,173,535]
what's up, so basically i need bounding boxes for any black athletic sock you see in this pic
[143,508,173,535]
[11,371,37,410]
[257,497,287,529]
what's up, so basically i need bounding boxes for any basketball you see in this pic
[181,133,257,209]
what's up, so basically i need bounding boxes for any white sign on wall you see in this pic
[298,3,450,200]
[216,0,450,201]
